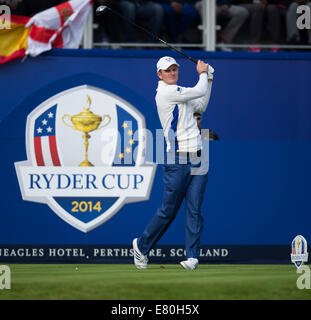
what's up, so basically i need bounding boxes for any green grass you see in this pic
[0,264,310,300]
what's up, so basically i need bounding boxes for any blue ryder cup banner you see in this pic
[1,49,311,264]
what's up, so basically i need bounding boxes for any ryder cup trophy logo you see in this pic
[291,235,309,269]
[15,85,156,232]
[62,95,111,167]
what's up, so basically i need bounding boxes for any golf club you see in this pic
[96,5,214,73]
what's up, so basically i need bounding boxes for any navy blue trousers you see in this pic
[138,155,208,259]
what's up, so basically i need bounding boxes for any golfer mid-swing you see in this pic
[133,56,214,270]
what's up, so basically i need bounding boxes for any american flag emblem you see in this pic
[33,104,61,166]
[292,244,296,254]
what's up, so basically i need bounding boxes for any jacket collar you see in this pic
[157,80,175,91]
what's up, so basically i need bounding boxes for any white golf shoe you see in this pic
[133,238,148,269]
[180,258,199,270]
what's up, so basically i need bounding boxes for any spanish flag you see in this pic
[0,15,30,64]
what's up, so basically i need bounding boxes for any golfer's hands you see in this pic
[197,60,209,75]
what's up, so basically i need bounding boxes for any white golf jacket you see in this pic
[155,73,213,153]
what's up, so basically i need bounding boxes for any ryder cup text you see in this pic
[19,166,155,198]
[29,173,143,190]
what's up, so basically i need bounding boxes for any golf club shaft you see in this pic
[101,6,198,64]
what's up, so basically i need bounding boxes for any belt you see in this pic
[175,150,201,157]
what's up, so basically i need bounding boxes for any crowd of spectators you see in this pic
[93,0,201,44]
[94,0,311,51]
[0,0,64,16]
[214,0,311,51]
[2,0,311,50]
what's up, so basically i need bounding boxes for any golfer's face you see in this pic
[158,64,179,85]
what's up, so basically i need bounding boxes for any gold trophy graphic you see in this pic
[62,95,111,167]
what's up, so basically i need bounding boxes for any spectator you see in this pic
[3,0,80,16]
[94,0,123,43]
[1,0,26,15]
[232,0,265,51]
[265,1,291,47]
[155,0,200,43]
[119,0,164,43]
[217,1,249,44]
[196,0,248,45]
[22,0,64,16]
[286,0,311,44]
